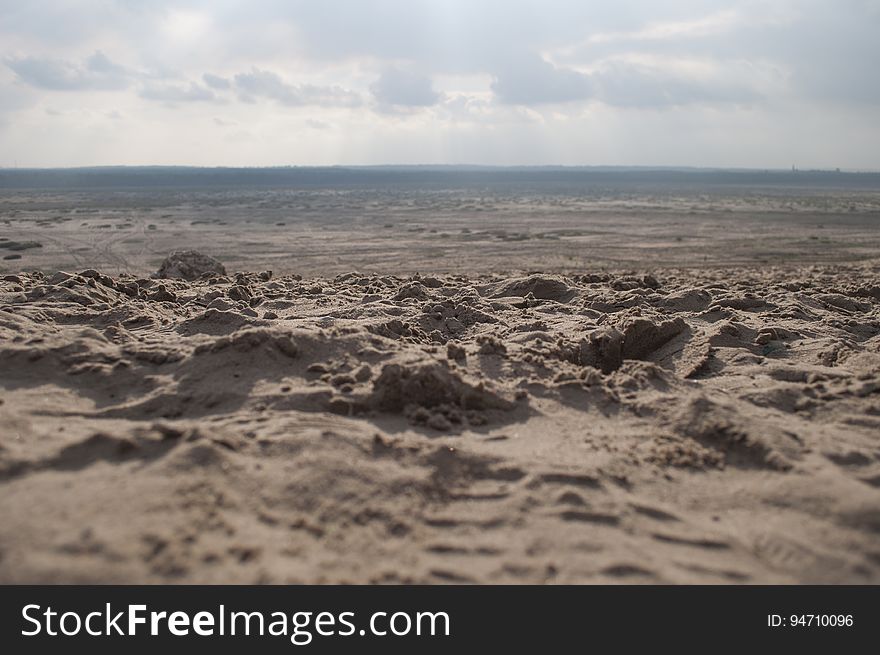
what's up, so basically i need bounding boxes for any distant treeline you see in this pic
[1,166,879,191]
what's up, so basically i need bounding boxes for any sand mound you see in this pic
[154,250,227,281]
[576,317,687,373]
[179,308,260,336]
[1,264,879,584]
[673,396,796,471]
[372,361,513,407]
[621,317,687,360]
[368,361,518,431]
[663,288,712,312]
[488,274,576,302]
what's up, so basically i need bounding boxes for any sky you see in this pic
[1,0,879,168]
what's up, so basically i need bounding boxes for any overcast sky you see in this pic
[1,0,879,168]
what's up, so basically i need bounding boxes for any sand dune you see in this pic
[1,263,879,583]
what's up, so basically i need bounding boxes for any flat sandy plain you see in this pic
[2,184,880,275]
[1,178,880,583]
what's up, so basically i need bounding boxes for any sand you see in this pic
[3,186,880,277]
[1,261,879,583]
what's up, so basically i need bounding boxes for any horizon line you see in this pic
[2,164,879,174]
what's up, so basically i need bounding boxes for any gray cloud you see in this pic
[233,68,361,107]
[139,82,216,103]
[4,2,877,110]
[86,51,128,77]
[491,55,593,105]
[554,1,880,107]
[491,57,761,108]
[370,69,440,108]
[1,1,878,167]
[6,51,131,91]
[203,73,231,90]
[595,61,761,108]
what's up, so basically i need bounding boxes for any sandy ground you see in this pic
[1,259,879,583]
[3,186,880,276]
[1,185,879,584]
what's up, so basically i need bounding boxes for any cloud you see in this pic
[491,54,594,105]
[585,9,744,45]
[592,58,763,108]
[233,68,361,107]
[85,51,129,76]
[139,81,216,103]
[370,69,440,108]
[491,50,764,108]
[6,51,131,91]
[1,1,879,167]
[202,73,231,90]
[549,1,880,108]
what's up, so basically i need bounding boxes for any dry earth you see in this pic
[1,263,879,583]
[3,187,880,276]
